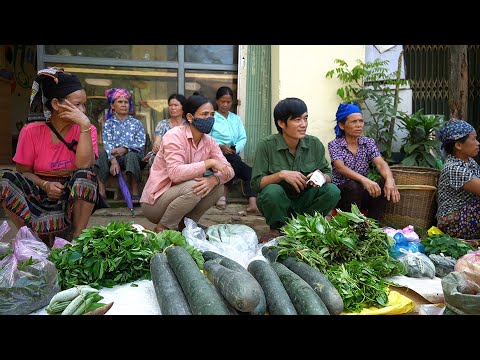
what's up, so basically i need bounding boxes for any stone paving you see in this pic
[1,202,270,243]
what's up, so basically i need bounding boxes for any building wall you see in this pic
[271,45,365,160]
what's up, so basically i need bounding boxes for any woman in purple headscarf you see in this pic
[327,103,400,220]
[437,119,480,242]
[95,88,146,204]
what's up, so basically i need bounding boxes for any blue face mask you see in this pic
[191,116,215,134]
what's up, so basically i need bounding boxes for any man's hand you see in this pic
[280,170,308,193]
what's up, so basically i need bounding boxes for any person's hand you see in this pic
[58,99,90,129]
[280,170,308,193]
[307,170,326,187]
[384,178,400,203]
[111,147,128,158]
[361,178,382,198]
[152,139,161,154]
[110,159,120,176]
[219,144,235,155]
[192,176,216,198]
[44,181,65,200]
[210,159,231,179]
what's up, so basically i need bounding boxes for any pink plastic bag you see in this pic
[0,224,60,315]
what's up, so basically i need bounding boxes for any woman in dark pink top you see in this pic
[0,68,100,246]
[328,103,400,220]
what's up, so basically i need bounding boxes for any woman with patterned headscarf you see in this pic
[437,119,480,242]
[327,103,400,220]
[0,67,100,246]
[95,88,146,204]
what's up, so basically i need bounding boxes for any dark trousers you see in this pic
[257,183,341,230]
[224,153,256,198]
[95,149,143,184]
[336,178,387,220]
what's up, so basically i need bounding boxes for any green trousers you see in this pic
[257,183,341,230]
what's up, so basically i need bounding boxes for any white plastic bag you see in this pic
[182,218,258,268]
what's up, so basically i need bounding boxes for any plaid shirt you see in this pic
[437,154,480,218]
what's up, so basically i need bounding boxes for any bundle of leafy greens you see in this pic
[274,205,406,312]
[49,221,203,290]
[421,233,475,259]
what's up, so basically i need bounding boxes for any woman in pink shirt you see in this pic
[0,68,99,246]
[140,92,234,232]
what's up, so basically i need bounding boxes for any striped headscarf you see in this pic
[29,67,83,121]
[105,88,134,120]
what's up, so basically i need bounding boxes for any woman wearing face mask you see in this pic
[140,92,234,233]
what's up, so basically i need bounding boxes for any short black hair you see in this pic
[273,97,307,134]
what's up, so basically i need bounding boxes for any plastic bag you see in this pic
[397,249,436,278]
[442,271,480,315]
[454,250,480,289]
[341,291,415,315]
[383,225,420,243]
[389,233,425,259]
[429,253,456,278]
[0,224,60,315]
[182,218,258,268]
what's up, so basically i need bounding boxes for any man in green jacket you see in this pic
[251,97,341,243]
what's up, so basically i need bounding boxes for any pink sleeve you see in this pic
[12,126,36,167]
[90,125,99,159]
[205,136,235,183]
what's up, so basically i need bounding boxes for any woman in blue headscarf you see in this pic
[327,103,400,220]
[437,119,480,242]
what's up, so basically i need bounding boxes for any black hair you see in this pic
[443,133,470,155]
[184,92,213,117]
[273,97,307,134]
[168,93,187,108]
[216,86,233,100]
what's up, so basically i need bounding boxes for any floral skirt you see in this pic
[437,197,480,244]
[0,168,98,235]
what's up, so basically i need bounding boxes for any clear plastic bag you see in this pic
[182,218,258,268]
[0,223,60,315]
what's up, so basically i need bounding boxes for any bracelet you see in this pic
[214,175,221,185]
[42,180,49,190]
[80,126,91,133]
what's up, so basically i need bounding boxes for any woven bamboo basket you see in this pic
[390,165,440,187]
[382,185,437,230]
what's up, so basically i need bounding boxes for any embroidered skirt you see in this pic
[0,168,98,235]
[437,197,480,244]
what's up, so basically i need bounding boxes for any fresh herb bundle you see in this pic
[421,234,475,259]
[275,205,405,312]
[49,221,203,290]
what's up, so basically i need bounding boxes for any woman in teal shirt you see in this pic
[210,86,259,214]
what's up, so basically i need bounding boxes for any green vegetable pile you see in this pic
[421,233,475,259]
[274,205,406,312]
[49,221,203,290]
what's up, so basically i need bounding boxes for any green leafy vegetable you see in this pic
[421,234,475,259]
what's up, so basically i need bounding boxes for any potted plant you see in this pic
[397,109,444,169]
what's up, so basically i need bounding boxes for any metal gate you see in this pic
[404,45,480,130]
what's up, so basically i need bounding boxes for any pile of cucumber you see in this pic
[46,285,105,315]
